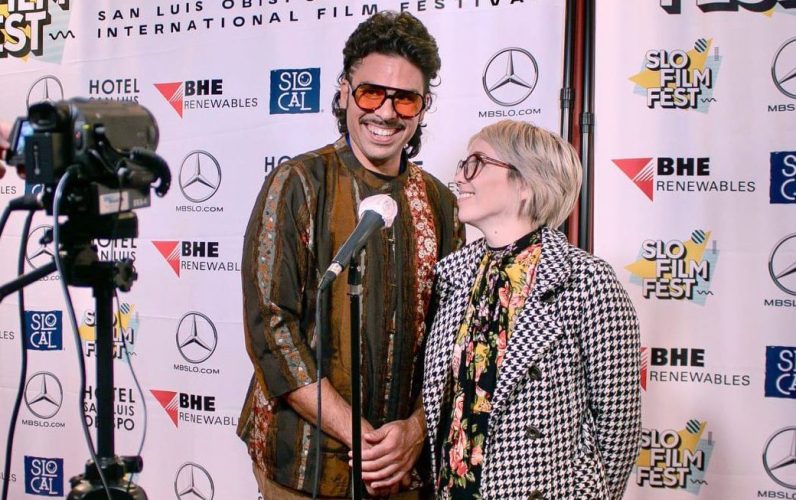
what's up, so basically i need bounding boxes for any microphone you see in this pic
[318,194,397,291]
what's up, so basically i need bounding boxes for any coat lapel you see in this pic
[425,240,485,447]
[490,228,573,420]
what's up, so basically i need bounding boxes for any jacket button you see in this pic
[540,290,556,304]
[528,365,542,381]
[527,425,542,440]
[528,491,544,499]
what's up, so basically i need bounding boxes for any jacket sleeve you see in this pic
[580,258,641,500]
[241,165,318,398]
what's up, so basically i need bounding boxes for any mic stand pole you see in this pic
[348,257,364,500]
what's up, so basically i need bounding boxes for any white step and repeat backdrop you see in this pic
[594,1,796,500]
[0,1,565,498]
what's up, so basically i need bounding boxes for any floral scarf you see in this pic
[437,229,543,499]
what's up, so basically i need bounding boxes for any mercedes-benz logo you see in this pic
[24,371,63,419]
[763,426,796,489]
[482,47,538,107]
[174,462,214,500]
[26,75,64,109]
[769,233,796,296]
[176,312,218,364]
[178,150,221,203]
[772,37,796,99]
[26,224,55,269]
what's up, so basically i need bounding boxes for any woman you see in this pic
[423,120,640,499]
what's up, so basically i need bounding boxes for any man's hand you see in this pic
[356,409,426,494]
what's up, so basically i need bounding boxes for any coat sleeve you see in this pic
[580,258,641,500]
[241,165,318,398]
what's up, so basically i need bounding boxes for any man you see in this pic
[238,11,463,499]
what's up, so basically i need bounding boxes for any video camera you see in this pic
[5,98,170,223]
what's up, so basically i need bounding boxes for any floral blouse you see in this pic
[437,230,543,499]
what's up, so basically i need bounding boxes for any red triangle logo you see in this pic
[612,158,655,201]
[150,389,179,427]
[152,240,181,277]
[640,347,648,392]
[154,82,184,117]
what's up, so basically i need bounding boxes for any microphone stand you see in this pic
[347,257,364,500]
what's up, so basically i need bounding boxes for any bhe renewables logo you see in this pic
[611,156,754,201]
[154,78,258,118]
[150,389,236,428]
[151,240,239,277]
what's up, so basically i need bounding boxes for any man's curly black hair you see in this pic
[331,11,441,159]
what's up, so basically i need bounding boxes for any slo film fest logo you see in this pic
[0,0,72,62]
[612,156,754,201]
[479,47,542,119]
[630,38,721,112]
[626,229,719,305]
[150,389,237,428]
[635,419,714,493]
[78,302,140,360]
[24,456,63,497]
[154,78,258,118]
[83,385,139,432]
[640,346,751,391]
[765,346,796,400]
[661,0,795,15]
[152,240,239,277]
[270,68,321,114]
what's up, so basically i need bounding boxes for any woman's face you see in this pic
[454,138,528,235]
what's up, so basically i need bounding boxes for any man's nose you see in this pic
[374,95,398,120]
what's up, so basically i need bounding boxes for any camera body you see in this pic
[5,98,169,218]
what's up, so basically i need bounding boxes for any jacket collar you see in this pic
[435,226,573,297]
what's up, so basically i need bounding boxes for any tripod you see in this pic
[0,215,148,499]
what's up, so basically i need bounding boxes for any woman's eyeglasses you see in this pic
[456,152,516,181]
[348,82,427,119]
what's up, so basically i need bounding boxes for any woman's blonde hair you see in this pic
[469,119,583,228]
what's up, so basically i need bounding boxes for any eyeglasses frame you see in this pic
[456,152,517,181]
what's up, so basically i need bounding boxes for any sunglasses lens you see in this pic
[392,92,424,117]
[353,84,387,111]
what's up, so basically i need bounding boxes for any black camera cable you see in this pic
[110,168,149,496]
[1,210,34,500]
[53,168,113,499]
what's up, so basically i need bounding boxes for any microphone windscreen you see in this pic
[358,194,398,228]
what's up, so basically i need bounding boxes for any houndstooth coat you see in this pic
[423,227,641,500]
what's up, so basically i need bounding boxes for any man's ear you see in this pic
[338,79,349,109]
